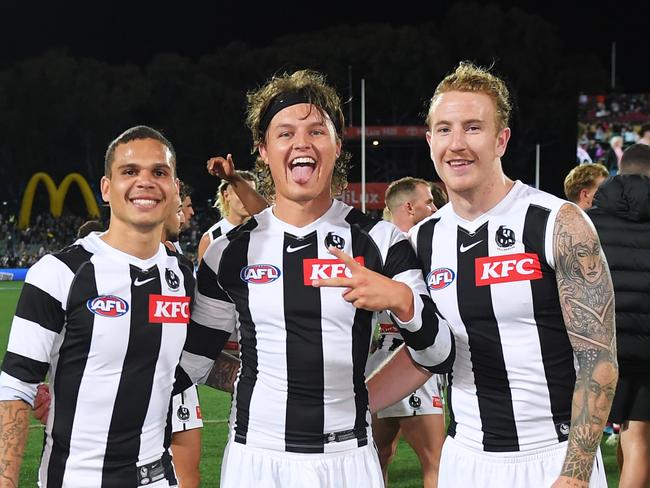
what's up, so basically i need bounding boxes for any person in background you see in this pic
[588,143,650,488]
[605,136,624,175]
[367,176,446,488]
[563,163,609,210]
[638,124,650,146]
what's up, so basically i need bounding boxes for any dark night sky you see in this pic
[3,2,649,92]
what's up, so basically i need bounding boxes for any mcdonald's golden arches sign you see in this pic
[19,172,100,230]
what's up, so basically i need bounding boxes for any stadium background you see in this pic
[1,2,648,485]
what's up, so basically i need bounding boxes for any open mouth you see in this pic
[289,157,316,184]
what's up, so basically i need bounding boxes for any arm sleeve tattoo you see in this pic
[0,400,30,488]
[554,204,618,484]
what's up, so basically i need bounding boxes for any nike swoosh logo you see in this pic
[459,240,483,253]
[134,277,156,286]
[286,243,312,253]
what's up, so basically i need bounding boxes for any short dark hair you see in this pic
[430,183,448,209]
[619,143,650,176]
[104,125,176,177]
[179,180,193,200]
[640,123,650,137]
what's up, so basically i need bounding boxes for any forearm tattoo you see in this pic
[0,401,30,488]
[554,204,617,483]
[204,353,240,393]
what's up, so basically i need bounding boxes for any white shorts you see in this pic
[171,385,203,433]
[366,349,444,418]
[220,441,384,488]
[438,435,607,488]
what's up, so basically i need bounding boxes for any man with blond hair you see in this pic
[563,163,609,210]
[369,62,615,487]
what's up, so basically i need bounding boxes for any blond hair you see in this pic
[426,61,512,131]
[563,164,609,204]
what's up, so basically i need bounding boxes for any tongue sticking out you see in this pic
[291,165,315,184]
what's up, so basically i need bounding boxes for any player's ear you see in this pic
[100,176,110,203]
[258,144,269,166]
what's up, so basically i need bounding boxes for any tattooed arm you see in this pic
[0,400,30,488]
[203,353,240,393]
[552,204,617,488]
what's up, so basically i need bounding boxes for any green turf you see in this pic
[0,281,620,487]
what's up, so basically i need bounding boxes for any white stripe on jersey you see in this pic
[184,199,453,454]
[410,181,574,452]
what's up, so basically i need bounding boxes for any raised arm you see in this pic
[552,203,617,487]
[0,400,30,488]
[207,154,269,215]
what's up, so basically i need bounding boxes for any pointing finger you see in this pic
[327,246,361,270]
[312,277,354,288]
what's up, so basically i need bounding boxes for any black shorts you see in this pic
[609,373,650,423]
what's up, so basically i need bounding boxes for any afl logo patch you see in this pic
[240,264,281,284]
[426,268,455,290]
[87,295,129,317]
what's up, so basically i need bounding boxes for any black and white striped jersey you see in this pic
[205,218,236,243]
[181,199,453,454]
[0,232,194,487]
[410,181,575,452]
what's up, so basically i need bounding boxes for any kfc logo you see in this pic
[475,253,542,286]
[303,257,365,285]
[148,295,191,323]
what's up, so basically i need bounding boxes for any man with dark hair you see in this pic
[177,70,453,487]
[563,163,609,210]
[588,143,650,488]
[0,125,193,487]
[178,180,194,233]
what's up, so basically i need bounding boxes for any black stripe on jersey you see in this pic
[344,207,379,232]
[15,282,64,333]
[349,223,382,447]
[197,260,232,303]
[457,223,519,452]
[184,321,230,360]
[524,204,574,441]
[384,239,422,278]
[219,231,257,445]
[53,244,93,274]
[47,259,97,487]
[415,218,439,277]
[1,351,48,383]
[447,371,457,438]
[210,227,222,241]
[101,266,163,486]
[283,231,326,453]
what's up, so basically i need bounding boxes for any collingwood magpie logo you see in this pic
[177,404,190,421]
[325,232,345,250]
[495,225,516,249]
[165,269,180,290]
[408,393,422,410]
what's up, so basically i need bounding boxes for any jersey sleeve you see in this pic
[179,236,235,386]
[377,222,455,373]
[0,254,71,405]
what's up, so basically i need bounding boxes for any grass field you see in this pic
[0,281,619,486]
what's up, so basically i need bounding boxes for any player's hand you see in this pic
[207,154,236,181]
[33,383,51,425]
[312,247,414,320]
[550,476,588,488]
